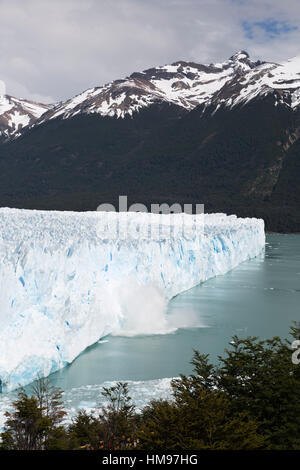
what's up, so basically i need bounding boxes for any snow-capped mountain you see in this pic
[35,51,300,125]
[0,94,50,138]
[38,51,261,122]
[1,51,300,233]
[4,51,300,134]
[211,55,300,110]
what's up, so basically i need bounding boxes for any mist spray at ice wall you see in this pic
[0,208,265,391]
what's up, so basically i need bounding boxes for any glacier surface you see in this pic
[0,208,265,391]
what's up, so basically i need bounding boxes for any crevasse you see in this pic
[0,209,265,391]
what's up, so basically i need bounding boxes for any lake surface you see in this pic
[1,234,299,423]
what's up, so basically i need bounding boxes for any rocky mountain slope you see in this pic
[0,95,50,138]
[31,51,300,123]
[37,51,261,121]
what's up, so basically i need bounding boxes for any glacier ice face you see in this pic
[0,208,265,391]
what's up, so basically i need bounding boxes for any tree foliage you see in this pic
[0,378,67,450]
[1,324,300,450]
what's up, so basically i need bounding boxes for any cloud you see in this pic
[0,0,300,103]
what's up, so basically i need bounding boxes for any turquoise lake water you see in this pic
[50,234,300,389]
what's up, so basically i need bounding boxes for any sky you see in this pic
[1,0,300,104]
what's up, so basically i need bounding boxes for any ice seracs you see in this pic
[0,208,265,391]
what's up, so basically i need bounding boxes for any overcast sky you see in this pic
[1,0,300,103]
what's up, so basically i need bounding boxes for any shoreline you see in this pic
[266,231,300,235]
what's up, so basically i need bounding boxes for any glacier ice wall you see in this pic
[0,209,265,391]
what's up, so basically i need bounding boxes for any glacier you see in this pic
[0,208,265,392]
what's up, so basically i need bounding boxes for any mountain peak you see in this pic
[226,50,261,73]
[0,94,50,139]
[230,50,250,61]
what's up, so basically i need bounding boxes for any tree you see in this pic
[137,400,183,450]
[0,391,52,450]
[68,411,103,450]
[217,323,300,449]
[0,378,68,450]
[138,386,264,450]
[31,376,66,425]
[99,382,137,449]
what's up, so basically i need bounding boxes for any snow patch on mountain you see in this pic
[0,95,50,138]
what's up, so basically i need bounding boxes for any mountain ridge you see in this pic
[2,50,300,138]
[0,51,300,232]
[35,50,265,123]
